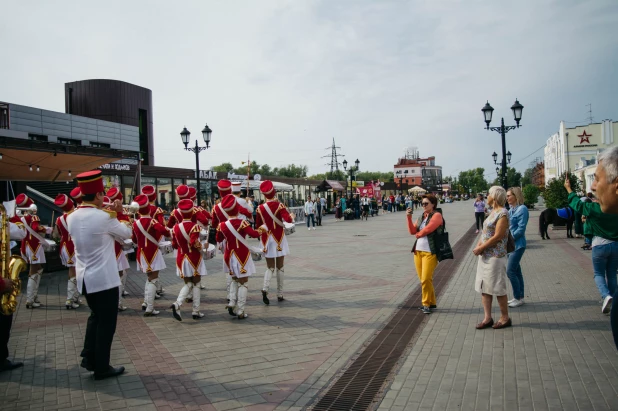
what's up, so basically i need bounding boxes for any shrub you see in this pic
[522,185,540,207]
[542,172,581,209]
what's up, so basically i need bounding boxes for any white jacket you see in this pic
[304,201,315,215]
[67,205,132,294]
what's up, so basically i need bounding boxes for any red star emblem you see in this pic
[578,130,591,144]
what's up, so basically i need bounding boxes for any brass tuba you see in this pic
[0,204,27,315]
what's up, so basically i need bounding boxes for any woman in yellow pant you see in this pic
[406,194,444,314]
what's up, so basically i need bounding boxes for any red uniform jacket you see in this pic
[113,212,132,259]
[255,201,293,251]
[167,207,210,229]
[133,217,168,271]
[172,219,203,275]
[215,218,260,274]
[20,214,47,257]
[55,211,75,263]
[211,202,252,230]
[148,204,167,235]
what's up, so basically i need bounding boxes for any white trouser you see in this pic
[192,285,201,314]
[118,271,127,306]
[237,284,248,316]
[262,268,275,293]
[228,280,238,309]
[144,280,158,313]
[175,283,192,308]
[66,277,78,303]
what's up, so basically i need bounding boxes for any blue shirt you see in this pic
[508,204,529,250]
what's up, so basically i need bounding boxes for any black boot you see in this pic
[262,290,270,305]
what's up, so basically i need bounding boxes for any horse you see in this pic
[539,208,574,239]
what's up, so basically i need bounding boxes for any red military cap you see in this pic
[70,187,83,204]
[16,193,33,208]
[176,184,190,200]
[260,180,276,199]
[106,187,123,202]
[188,186,197,200]
[178,199,194,216]
[141,185,156,202]
[102,196,112,207]
[217,179,232,196]
[134,194,150,215]
[54,194,74,212]
[76,170,105,195]
[220,194,239,215]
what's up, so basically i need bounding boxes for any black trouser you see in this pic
[612,287,618,351]
[316,207,322,225]
[0,313,12,362]
[81,283,119,373]
[475,212,485,230]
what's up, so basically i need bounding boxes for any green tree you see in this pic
[272,164,308,178]
[212,162,234,172]
[491,167,522,188]
[521,167,534,186]
[522,184,540,207]
[542,172,581,209]
[258,164,272,176]
[458,168,488,194]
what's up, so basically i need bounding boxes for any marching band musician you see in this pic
[70,186,83,205]
[215,195,266,320]
[53,194,80,310]
[0,213,25,372]
[170,199,208,321]
[16,193,50,309]
[255,181,294,304]
[231,181,255,219]
[67,170,132,380]
[104,189,133,312]
[211,180,252,300]
[141,185,167,297]
[188,186,211,292]
[165,184,191,229]
[132,194,168,316]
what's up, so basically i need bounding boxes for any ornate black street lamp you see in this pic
[343,158,359,197]
[482,99,523,189]
[180,124,212,203]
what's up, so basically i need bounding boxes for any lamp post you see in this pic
[342,158,360,198]
[180,124,212,204]
[482,99,523,189]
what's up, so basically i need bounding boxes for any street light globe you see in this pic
[511,99,524,125]
[355,159,360,169]
[202,124,212,145]
[180,127,191,146]
[342,159,348,170]
[492,151,498,164]
[482,101,494,128]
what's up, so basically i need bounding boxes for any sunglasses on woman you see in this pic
[422,202,430,206]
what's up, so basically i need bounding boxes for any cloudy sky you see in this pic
[2,0,617,180]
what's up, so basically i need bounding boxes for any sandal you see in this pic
[476,318,494,329]
[492,318,512,329]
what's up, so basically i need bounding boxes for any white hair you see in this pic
[488,186,507,206]
[598,146,618,183]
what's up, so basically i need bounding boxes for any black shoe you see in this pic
[171,304,182,322]
[94,366,125,380]
[80,358,95,372]
[421,306,432,314]
[0,359,24,372]
[277,296,285,302]
[227,307,236,316]
[418,305,437,310]
[262,290,270,305]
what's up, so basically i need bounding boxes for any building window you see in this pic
[123,175,135,201]
[28,134,48,142]
[90,142,111,148]
[157,178,172,211]
[58,137,81,145]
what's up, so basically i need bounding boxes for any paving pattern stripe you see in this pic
[310,223,477,411]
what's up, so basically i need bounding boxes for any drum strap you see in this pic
[21,217,51,250]
[263,203,284,228]
[137,220,160,246]
[224,221,262,253]
[217,204,231,221]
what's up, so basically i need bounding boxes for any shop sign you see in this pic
[99,163,132,171]
[227,172,248,181]
[196,170,218,180]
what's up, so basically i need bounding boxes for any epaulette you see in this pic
[190,224,201,234]
[102,209,117,219]
[239,219,250,229]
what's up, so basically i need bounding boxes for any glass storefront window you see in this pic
[157,178,172,211]
[123,176,135,201]
[102,175,121,192]
[173,179,184,204]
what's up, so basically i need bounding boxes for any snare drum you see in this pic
[251,251,262,261]
[201,243,216,260]
[43,239,57,252]
[199,229,208,241]
[121,239,135,251]
[158,240,174,255]
[284,222,296,235]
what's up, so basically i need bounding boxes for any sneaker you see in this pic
[507,298,516,304]
[122,290,129,296]
[312,227,316,230]
[308,228,311,231]
[421,306,432,314]
[508,299,524,307]
[602,295,613,314]
[118,305,127,312]
[192,312,205,320]
[26,301,41,309]
[65,301,79,310]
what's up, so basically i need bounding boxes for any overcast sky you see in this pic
[2,1,617,180]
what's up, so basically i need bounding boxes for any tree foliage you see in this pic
[491,167,522,188]
[542,172,581,209]
[522,184,540,206]
[521,167,534,186]
[458,168,488,194]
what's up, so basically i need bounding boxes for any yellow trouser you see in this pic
[414,251,438,307]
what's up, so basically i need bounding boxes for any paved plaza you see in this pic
[1,201,617,411]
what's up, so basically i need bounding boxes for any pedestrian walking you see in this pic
[406,194,443,314]
[335,198,342,221]
[506,187,529,308]
[473,194,486,234]
[565,174,618,314]
[305,196,316,230]
[67,170,132,380]
[316,197,323,226]
[473,186,512,330]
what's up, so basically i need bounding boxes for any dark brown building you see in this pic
[64,79,155,165]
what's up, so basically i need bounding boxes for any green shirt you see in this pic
[568,192,618,241]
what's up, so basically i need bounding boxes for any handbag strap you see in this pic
[224,220,262,253]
